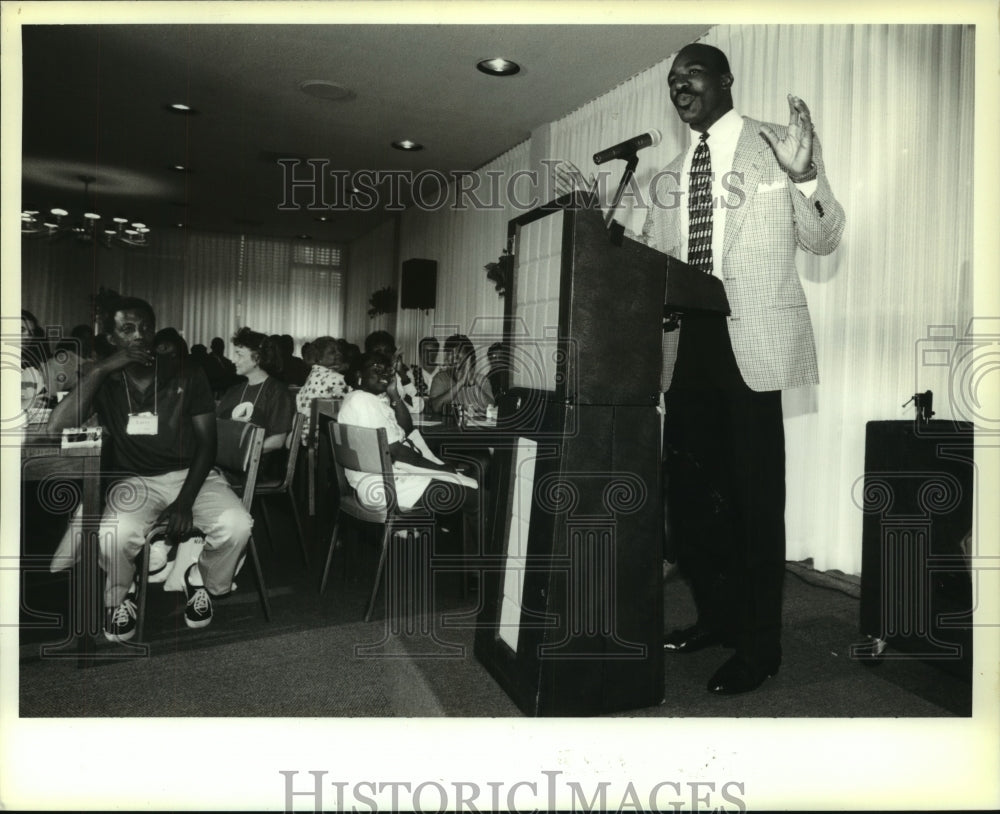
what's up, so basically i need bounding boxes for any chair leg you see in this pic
[288,489,309,566]
[307,448,316,517]
[259,498,275,551]
[319,512,341,594]
[246,535,271,621]
[364,521,395,622]
[136,542,150,643]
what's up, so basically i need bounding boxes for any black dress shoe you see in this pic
[663,624,724,653]
[706,652,781,695]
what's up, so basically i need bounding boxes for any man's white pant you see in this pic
[59,469,252,608]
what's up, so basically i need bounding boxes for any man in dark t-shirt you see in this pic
[48,297,252,643]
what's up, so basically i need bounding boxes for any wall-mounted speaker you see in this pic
[400,258,437,310]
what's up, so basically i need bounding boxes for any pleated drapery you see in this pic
[20,230,345,353]
[20,24,976,574]
[347,24,975,574]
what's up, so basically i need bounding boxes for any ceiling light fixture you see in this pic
[20,174,151,249]
[476,58,520,76]
[391,139,423,151]
[166,102,198,114]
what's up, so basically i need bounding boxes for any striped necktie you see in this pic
[687,132,713,274]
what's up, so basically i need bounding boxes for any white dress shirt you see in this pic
[677,108,818,272]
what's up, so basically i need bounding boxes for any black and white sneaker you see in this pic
[183,564,213,629]
[105,589,138,642]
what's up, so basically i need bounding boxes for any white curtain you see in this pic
[546,24,975,573]
[235,237,346,352]
[395,143,530,364]
[344,217,398,346]
[346,142,530,365]
[22,231,346,355]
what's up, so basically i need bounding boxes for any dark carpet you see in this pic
[17,500,972,718]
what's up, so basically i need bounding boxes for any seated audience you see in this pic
[427,334,495,416]
[411,336,441,400]
[190,343,211,376]
[193,342,226,395]
[152,327,190,381]
[55,323,97,364]
[20,309,83,407]
[20,309,51,411]
[339,352,481,564]
[486,341,510,402]
[216,328,295,475]
[274,333,310,387]
[209,336,238,389]
[364,330,419,407]
[47,296,252,641]
[302,341,316,368]
[340,339,362,385]
[296,335,350,444]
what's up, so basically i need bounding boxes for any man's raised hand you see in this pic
[759,94,815,178]
[553,160,598,199]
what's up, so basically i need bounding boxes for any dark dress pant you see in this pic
[663,314,786,665]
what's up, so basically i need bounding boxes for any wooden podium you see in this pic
[474,193,727,715]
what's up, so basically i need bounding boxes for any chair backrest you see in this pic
[275,411,306,490]
[311,398,343,443]
[311,397,343,462]
[216,418,265,511]
[327,421,398,513]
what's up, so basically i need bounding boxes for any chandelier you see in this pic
[21,174,151,248]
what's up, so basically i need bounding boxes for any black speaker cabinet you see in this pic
[474,194,672,715]
[858,420,974,680]
[400,258,437,310]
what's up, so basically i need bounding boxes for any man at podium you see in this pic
[644,43,846,694]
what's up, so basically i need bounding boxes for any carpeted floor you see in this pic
[17,499,972,718]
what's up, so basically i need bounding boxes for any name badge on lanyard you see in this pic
[122,368,160,435]
[126,411,158,435]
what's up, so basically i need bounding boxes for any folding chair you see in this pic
[251,411,309,565]
[308,397,342,517]
[319,422,432,622]
[135,419,271,641]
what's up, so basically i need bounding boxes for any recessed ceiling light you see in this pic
[297,234,312,240]
[299,80,356,102]
[175,222,185,228]
[392,139,423,151]
[170,164,190,172]
[477,58,520,76]
[314,215,331,223]
[166,103,198,114]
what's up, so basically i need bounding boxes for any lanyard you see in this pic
[239,377,268,412]
[122,358,158,416]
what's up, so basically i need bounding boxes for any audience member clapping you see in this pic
[427,333,495,416]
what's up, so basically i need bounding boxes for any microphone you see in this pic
[593,129,662,165]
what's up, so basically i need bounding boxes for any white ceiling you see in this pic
[19,23,710,244]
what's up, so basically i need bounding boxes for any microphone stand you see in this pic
[603,152,639,246]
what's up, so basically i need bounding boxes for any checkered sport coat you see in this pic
[643,116,846,392]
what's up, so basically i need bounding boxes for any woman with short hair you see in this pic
[215,327,295,466]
